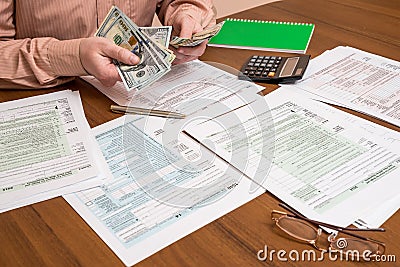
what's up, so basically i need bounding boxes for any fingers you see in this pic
[177,41,207,57]
[171,40,207,64]
[79,37,125,87]
[172,47,199,64]
[92,64,120,87]
[175,14,203,37]
[171,14,208,65]
[173,56,198,65]
[177,16,196,38]
[103,44,140,65]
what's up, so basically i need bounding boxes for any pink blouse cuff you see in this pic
[47,39,88,77]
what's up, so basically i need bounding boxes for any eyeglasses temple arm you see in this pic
[339,229,386,246]
[278,203,385,233]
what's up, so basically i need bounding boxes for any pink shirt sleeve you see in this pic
[0,1,87,89]
[0,38,87,89]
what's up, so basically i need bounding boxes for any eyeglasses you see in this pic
[271,203,386,259]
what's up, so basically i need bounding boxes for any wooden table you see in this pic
[1,0,399,266]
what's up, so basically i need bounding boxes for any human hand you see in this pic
[79,37,140,87]
[170,15,207,65]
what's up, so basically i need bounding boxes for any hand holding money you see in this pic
[79,37,140,87]
[170,21,225,48]
[95,6,175,91]
[168,14,209,64]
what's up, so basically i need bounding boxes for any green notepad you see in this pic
[208,18,315,53]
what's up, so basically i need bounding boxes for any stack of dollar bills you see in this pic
[169,21,225,48]
[96,6,175,91]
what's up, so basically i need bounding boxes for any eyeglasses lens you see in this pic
[276,216,319,241]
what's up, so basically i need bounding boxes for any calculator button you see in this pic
[240,54,310,84]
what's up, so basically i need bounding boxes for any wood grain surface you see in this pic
[0,0,399,266]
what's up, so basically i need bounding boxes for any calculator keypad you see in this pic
[239,54,311,84]
[242,55,282,79]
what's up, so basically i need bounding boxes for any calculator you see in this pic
[239,54,311,84]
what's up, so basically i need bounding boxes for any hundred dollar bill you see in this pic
[129,24,171,85]
[139,26,172,47]
[96,6,173,91]
[120,14,175,64]
[138,26,176,64]
[170,21,225,48]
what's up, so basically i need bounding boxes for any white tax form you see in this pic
[0,90,103,212]
[64,115,265,266]
[186,88,400,227]
[64,67,265,265]
[281,46,400,126]
[81,60,263,108]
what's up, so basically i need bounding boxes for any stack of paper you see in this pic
[185,88,400,228]
[280,46,400,127]
[65,62,266,266]
[0,90,109,212]
[67,54,400,266]
[277,46,400,226]
[81,60,264,108]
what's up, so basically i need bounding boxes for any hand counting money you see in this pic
[96,6,175,91]
[169,21,225,48]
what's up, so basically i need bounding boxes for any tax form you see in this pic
[64,115,265,266]
[280,46,400,126]
[0,90,103,212]
[81,60,263,108]
[64,67,265,265]
[186,88,400,227]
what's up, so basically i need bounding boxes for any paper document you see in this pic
[281,46,400,126]
[186,88,400,227]
[354,194,400,228]
[65,64,266,265]
[81,60,263,108]
[0,90,103,212]
[64,116,265,266]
